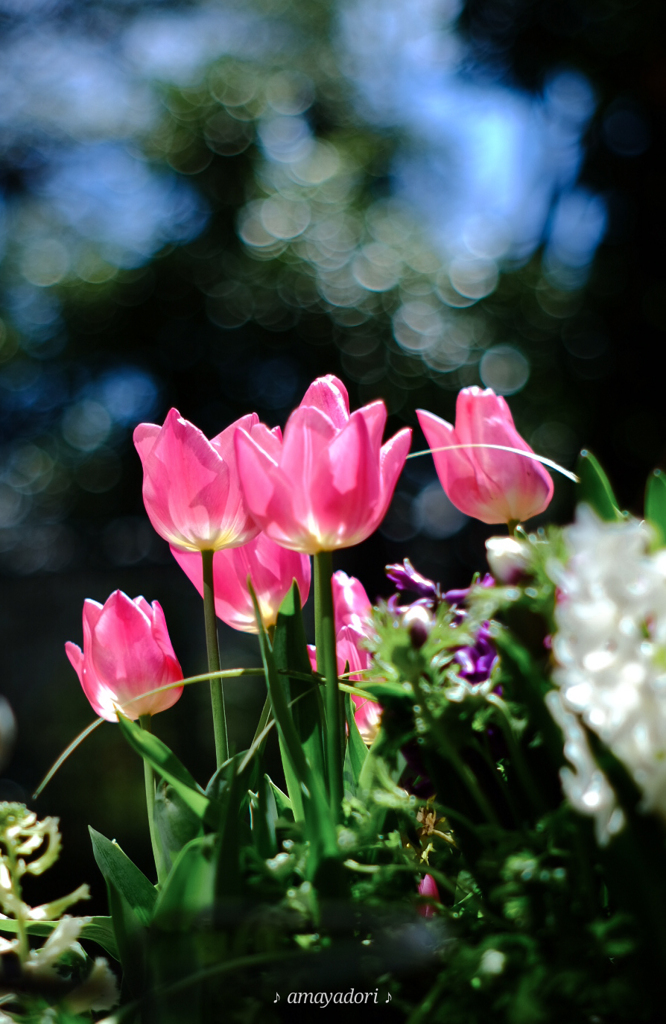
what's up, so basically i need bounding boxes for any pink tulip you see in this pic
[307,621,381,743]
[417,388,553,525]
[66,591,183,722]
[234,376,412,554]
[171,533,311,633]
[134,408,270,552]
[332,570,372,634]
[417,874,440,917]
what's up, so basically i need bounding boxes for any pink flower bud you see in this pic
[417,874,440,917]
[417,388,553,525]
[66,591,183,722]
[307,618,381,744]
[171,533,311,633]
[134,408,264,552]
[235,376,412,553]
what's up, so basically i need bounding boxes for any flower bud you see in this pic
[417,874,440,917]
[485,536,532,583]
[403,604,432,648]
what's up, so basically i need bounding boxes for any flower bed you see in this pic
[1,376,664,1023]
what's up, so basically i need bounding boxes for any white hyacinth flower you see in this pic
[549,505,666,832]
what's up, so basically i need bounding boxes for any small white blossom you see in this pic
[485,536,532,583]
[550,506,666,826]
[546,689,625,844]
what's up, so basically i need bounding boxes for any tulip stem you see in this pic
[315,550,343,819]
[202,549,229,769]
[139,714,167,887]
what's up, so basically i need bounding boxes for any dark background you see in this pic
[0,0,663,915]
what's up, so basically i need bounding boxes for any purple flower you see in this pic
[443,573,494,607]
[386,559,441,604]
[453,621,498,685]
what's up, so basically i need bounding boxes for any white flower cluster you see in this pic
[549,505,666,840]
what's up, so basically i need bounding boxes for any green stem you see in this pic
[139,714,167,886]
[315,550,343,818]
[507,518,519,536]
[202,548,228,769]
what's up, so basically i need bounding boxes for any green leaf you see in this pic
[154,779,204,874]
[249,582,338,869]
[253,773,278,859]
[576,450,623,521]
[214,754,246,900]
[646,469,666,545]
[273,583,327,789]
[89,827,157,926]
[0,916,119,961]
[344,691,367,792]
[90,828,151,995]
[117,713,218,829]
[267,776,293,819]
[153,836,216,930]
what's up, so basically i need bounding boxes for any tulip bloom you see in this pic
[134,408,269,552]
[171,533,311,634]
[417,387,553,525]
[332,570,372,634]
[234,376,412,554]
[66,591,183,721]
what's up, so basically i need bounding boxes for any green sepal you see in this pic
[117,712,219,829]
[645,469,666,545]
[576,450,623,521]
[0,916,119,962]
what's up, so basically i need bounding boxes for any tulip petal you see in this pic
[313,413,380,548]
[356,400,387,453]
[234,428,279,522]
[301,375,349,428]
[133,423,161,464]
[332,571,372,633]
[374,427,412,525]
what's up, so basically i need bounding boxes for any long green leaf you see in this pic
[90,828,151,996]
[267,776,293,819]
[153,836,215,929]
[576,450,623,521]
[89,828,157,925]
[253,773,278,859]
[117,713,218,829]
[0,916,119,961]
[344,692,368,792]
[249,583,337,867]
[273,583,327,789]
